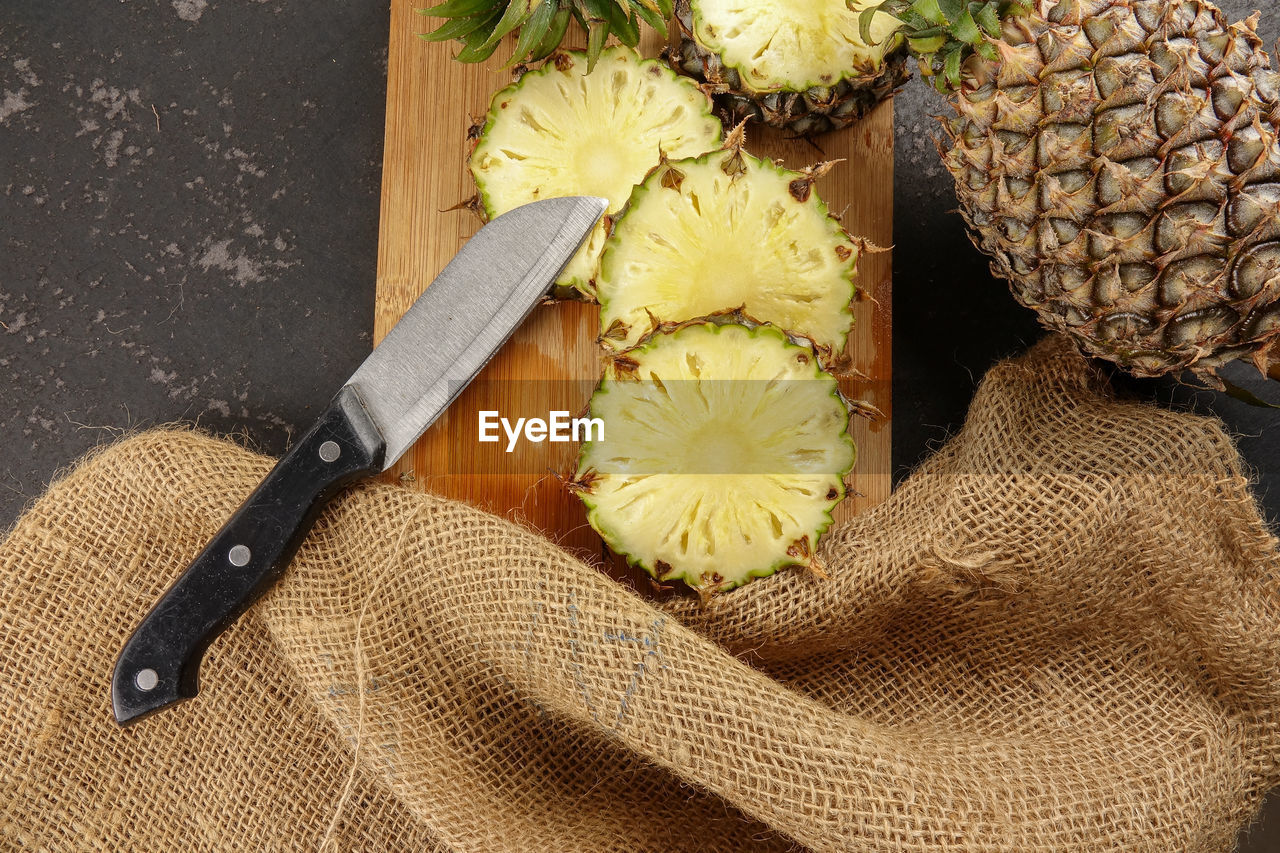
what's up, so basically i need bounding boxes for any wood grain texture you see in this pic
[374,0,892,563]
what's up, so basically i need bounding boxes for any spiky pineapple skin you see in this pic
[669,0,910,136]
[946,0,1280,379]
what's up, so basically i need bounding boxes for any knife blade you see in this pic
[111,195,607,725]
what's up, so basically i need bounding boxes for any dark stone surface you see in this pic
[1,0,1277,845]
[0,0,388,518]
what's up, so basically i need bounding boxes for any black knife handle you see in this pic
[111,385,385,724]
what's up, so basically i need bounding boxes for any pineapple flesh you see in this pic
[469,46,723,298]
[670,0,910,134]
[573,322,855,593]
[938,0,1280,379]
[596,141,859,356]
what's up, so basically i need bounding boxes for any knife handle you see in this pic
[111,385,386,724]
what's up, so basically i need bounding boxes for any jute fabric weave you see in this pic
[2,336,1278,852]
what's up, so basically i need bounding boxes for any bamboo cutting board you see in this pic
[374,1,893,562]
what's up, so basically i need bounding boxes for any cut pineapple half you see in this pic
[687,0,902,94]
[469,46,723,298]
[573,321,855,593]
[596,142,858,356]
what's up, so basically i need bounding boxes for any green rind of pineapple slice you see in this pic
[469,46,723,299]
[596,138,859,357]
[572,321,855,594]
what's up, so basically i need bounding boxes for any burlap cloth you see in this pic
[2,336,1279,852]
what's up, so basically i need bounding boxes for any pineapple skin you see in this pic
[669,0,910,136]
[946,0,1280,379]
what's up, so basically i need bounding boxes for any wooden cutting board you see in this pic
[374,0,893,564]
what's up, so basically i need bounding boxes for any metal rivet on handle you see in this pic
[318,440,341,463]
[228,544,251,567]
[135,668,159,692]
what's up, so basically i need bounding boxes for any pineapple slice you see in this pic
[671,0,907,134]
[469,46,722,298]
[596,139,858,357]
[573,321,854,593]
[685,0,901,93]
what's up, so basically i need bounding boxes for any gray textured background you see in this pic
[1,1,1277,847]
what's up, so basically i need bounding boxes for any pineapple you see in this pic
[421,0,673,68]
[669,0,911,134]
[571,321,855,593]
[469,47,723,298]
[596,134,860,356]
[909,0,1280,379]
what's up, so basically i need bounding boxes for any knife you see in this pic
[111,195,607,725]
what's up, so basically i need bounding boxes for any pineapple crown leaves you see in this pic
[856,0,1031,90]
[419,0,673,69]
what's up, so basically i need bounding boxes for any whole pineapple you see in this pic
[924,0,1280,379]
